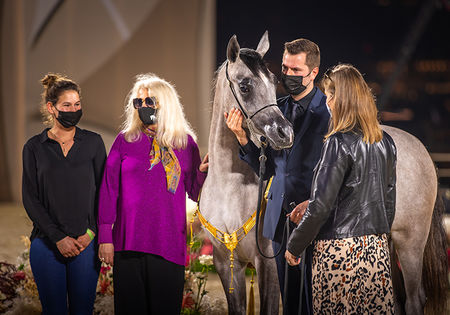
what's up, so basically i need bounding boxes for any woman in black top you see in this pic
[22,73,106,315]
[285,64,397,314]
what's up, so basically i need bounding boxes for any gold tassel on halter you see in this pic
[189,213,196,248]
[229,250,234,293]
[247,268,255,315]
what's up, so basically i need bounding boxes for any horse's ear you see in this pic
[256,31,269,58]
[227,35,240,63]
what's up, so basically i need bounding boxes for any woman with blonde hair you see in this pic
[22,73,106,314]
[285,64,397,313]
[97,73,208,314]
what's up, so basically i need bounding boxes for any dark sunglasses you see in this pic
[133,96,157,109]
[324,68,333,82]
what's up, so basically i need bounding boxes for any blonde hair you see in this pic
[321,64,382,144]
[121,73,196,149]
[39,73,81,127]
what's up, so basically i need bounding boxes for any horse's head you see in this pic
[224,31,294,150]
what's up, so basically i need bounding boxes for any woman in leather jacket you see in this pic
[285,64,397,314]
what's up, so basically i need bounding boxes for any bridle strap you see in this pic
[225,61,277,120]
[249,103,277,120]
[225,61,249,119]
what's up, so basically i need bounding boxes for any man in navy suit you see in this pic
[226,38,330,314]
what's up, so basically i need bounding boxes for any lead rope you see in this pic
[255,137,288,259]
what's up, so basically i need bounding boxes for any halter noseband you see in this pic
[225,61,277,120]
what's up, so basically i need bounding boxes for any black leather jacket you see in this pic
[287,130,397,256]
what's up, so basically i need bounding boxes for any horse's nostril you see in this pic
[277,126,286,139]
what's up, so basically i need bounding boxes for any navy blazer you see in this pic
[240,88,330,242]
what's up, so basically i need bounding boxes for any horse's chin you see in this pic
[269,141,293,151]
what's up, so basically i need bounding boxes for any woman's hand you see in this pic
[56,236,83,257]
[287,200,309,224]
[76,231,94,250]
[224,108,248,146]
[285,250,301,266]
[99,243,115,266]
[199,153,209,173]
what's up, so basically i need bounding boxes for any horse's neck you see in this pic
[199,73,259,231]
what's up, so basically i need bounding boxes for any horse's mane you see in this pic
[209,62,226,113]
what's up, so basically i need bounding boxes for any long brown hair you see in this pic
[322,64,382,144]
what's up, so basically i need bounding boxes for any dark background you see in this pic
[216,0,450,153]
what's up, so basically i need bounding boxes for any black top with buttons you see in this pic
[22,127,106,243]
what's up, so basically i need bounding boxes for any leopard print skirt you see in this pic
[312,234,395,314]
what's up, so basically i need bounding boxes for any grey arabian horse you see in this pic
[200,32,448,314]
[199,32,293,314]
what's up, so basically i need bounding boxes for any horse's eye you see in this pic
[239,78,251,93]
[239,84,250,93]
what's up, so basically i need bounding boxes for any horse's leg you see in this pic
[390,238,406,315]
[254,240,280,315]
[213,245,247,315]
[392,230,427,315]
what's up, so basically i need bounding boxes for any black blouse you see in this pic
[22,127,106,243]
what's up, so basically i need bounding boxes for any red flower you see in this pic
[181,291,195,309]
[13,271,26,281]
[199,239,213,256]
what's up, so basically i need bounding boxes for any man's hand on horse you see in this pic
[287,200,309,224]
[224,108,248,146]
[199,153,209,173]
[285,250,301,266]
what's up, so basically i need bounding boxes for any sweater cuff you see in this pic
[197,169,207,183]
[48,229,67,244]
[98,224,113,244]
[239,141,253,155]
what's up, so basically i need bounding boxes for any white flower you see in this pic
[198,255,213,266]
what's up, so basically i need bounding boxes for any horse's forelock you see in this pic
[239,48,270,79]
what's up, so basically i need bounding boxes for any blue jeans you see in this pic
[30,237,100,315]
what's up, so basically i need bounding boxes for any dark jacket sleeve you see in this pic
[89,135,107,235]
[22,142,66,243]
[239,139,275,180]
[287,135,349,256]
[385,139,397,229]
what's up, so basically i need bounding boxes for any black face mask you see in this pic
[281,72,312,96]
[138,107,157,125]
[54,108,82,128]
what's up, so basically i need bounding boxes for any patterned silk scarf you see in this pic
[148,135,181,194]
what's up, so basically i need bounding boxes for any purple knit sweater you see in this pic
[98,132,206,265]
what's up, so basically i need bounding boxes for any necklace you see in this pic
[48,129,74,156]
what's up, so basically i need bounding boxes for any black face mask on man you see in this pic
[53,107,83,128]
[281,71,312,96]
[138,107,157,125]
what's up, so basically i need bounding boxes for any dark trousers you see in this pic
[30,238,100,315]
[273,236,312,315]
[114,251,185,315]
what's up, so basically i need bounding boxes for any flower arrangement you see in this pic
[0,236,41,314]
[182,233,214,314]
